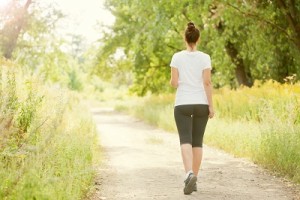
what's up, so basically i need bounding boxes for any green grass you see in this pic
[115,95,176,132]
[0,59,100,199]
[115,82,300,184]
[146,136,164,145]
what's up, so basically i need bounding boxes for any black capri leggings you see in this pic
[174,104,209,147]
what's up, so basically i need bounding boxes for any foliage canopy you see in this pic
[97,0,300,95]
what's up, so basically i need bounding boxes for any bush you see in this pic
[0,58,99,199]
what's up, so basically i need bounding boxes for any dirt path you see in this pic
[89,108,299,200]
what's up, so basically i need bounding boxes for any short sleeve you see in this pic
[170,53,179,68]
[203,55,212,70]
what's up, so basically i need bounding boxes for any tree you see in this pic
[97,0,188,95]
[0,0,32,59]
[96,0,300,95]
[0,1,86,90]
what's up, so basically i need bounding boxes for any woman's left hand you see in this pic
[208,106,214,119]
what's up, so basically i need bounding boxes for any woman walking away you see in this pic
[170,22,214,195]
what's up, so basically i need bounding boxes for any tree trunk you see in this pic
[225,41,253,87]
[277,50,293,82]
[215,20,253,87]
[1,0,32,59]
[276,0,300,53]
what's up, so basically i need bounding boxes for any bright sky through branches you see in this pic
[0,0,11,7]
[43,0,115,43]
[0,0,114,43]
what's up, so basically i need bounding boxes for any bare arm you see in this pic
[203,69,214,118]
[170,67,179,88]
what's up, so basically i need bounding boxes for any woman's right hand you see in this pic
[208,106,215,119]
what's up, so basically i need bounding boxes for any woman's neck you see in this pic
[186,44,197,52]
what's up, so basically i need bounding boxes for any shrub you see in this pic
[0,58,99,199]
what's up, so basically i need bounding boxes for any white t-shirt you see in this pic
[170,50,212,106]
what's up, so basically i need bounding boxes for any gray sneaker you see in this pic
[183,173,197,195]
[193,183,197,192]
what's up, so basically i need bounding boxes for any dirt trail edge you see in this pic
[88,108,299,200]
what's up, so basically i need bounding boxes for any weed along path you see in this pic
[89,108,299,200]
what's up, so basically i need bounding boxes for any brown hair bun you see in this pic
[187,22,195,31]
[185,22,200,44]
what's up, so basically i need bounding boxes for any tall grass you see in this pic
[0,58,99,199]
[214,81,300,122]
[116,95,176,132]
[116,81,300,183]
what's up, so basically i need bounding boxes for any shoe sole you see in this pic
[184,176,197,195]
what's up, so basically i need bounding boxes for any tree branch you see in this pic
[166,44,181,52]
[276,0,298,34]
[182,8,191,22]
[276,0,300,49]
[288,0,297,19]
[225,2,298,48]
[1,0,32,59]
[170,23,181,36]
